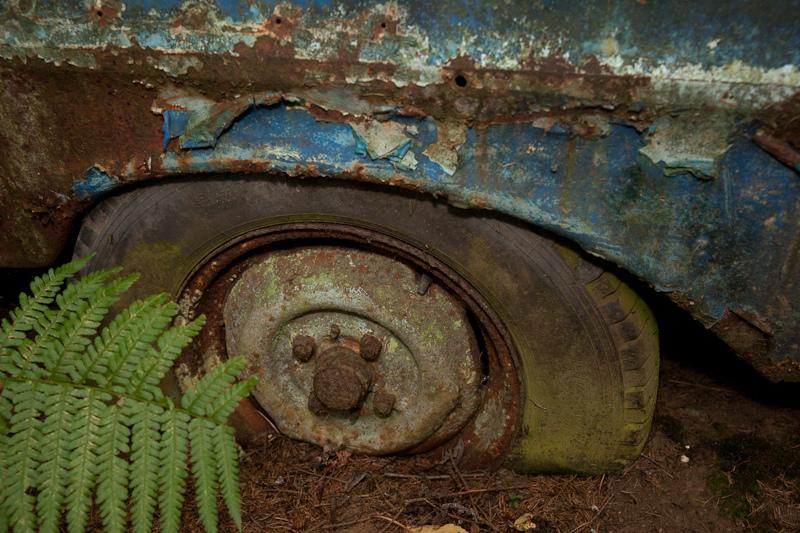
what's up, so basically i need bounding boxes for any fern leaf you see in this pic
[124,317,205,401]
[46,273,137,379]
[70,294,166,384]
[190,418,219,533]
[159,408,190,533]
[182,358,247,417]
[0,395,7,533]
[0,257,89,351]
[65,388,109,533]
[2,261,257,533]
[2,382,43,533]
[36,384,74,533]
[207,377,258,425]
[214,424,242,531]
[7,269,113,379]
[0,394,10,434]
[96,403,130,533]
[0,338,46,380]
[105,297,176,388]
[126,399,163,533]
[0,506,8,533]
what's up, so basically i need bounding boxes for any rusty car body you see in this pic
[1,0,799,471]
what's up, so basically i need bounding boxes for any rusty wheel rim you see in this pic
[176,222,521,467]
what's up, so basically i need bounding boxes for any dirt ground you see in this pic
[176,299,799,533]
[1,274,798,532]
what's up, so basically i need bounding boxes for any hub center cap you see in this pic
[312,346,372,412]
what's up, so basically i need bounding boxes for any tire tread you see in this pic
[567,264,659,467]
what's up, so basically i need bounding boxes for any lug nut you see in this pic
[373,390,396,418]
[359,334,382,361]
[292,335,316,362]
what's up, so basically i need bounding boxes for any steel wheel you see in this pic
[74,176,659,473]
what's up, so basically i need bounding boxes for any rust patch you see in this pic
[89,3,119,26]
[753,128,800,170]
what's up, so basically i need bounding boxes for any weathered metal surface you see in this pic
[174,222,520,465]
[223,245,482,454]
[0,1,799,379]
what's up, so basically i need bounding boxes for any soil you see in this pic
[1,272,798,532]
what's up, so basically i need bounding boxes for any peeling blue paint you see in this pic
[154,103,800,371]
[162,109,190,149]
[73,167,118,200]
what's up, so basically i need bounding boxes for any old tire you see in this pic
[74,176,659,473]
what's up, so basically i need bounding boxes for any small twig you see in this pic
[255,408,281,433]
[404,484,532,504]
[373,514,411,531]
[344,472,367,491]
[260,488,305,495]
[383,472,486,480]
[321,516,374,530]
[378,505,408,533]
[570,494,612,533]
[449,453,469,491]
[527,397,549,410]
[641,453,675,479]
[449,453,495,532]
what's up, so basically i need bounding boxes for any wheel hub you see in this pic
[223,245,482,454]
[312,345,372,412]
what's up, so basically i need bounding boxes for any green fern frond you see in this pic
[182,358,247,417]
[105,297,175,388]
[45,273,137,379]
[0,394,10,434]
[0,258,257,533]
[124,317,206,401]
[207,377,259,425]
[2,382,43,533]
[159,408,190,533]
[96,403,130,533]
[36,384,74,533]
[214,424,243,530]
[70,294,163,384]
[127,400,162,533]
[189,418,220,533]
[65,388,109,533]
[0,257,90,351]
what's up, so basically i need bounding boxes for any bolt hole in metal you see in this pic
[177,224,520,466]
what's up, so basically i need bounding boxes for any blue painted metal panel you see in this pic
[1,0,799,378]
[154,102,800,376]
